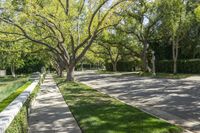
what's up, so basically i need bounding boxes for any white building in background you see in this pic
[0,70,6,77]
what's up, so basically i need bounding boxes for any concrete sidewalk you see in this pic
[29,74,81,133]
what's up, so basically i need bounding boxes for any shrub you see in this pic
[105,61,136,72]
[105,63,113,71]
[76,63,101,70]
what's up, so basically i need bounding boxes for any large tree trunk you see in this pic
[173,59,177,74]
[55,65,60,76]
[66,64,75,81]
[59,68,63,77]
[11,65,16,78]
[81,63,84,71]
[55,69,59,75]
[141,41,148,72]
[55,64,64,77]
[172,40,178,74]
[112,62,117,72]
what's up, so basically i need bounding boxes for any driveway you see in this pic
[75,71,200,133]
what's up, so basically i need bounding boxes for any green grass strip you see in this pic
[0,82,32,112]
[0,76,28,102]
[133,72,193,79]
[97,70,193,79]
[6,85,40,133]
[55,77,183,133]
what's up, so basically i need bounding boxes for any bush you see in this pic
[156,59,200,73]
[105,63,113,71]
[105,61,136,72]
[155,60,173,73]
[76,63,101,70]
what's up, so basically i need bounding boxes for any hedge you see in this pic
[76,63,102,70]
[105,61,136,72]
[156,59,200,73]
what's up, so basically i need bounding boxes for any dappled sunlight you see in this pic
[1,0,200,132]
[76,71,200,132]
[55,77,183,133]
[29,74,81,133]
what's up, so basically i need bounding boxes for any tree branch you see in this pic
[88,0,109,36]
[0,17,60,55]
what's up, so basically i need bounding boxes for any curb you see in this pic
[82,81,196,133]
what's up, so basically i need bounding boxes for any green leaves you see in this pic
[0,43,24,69]
[158,0,191,38]
[195,6,200,21]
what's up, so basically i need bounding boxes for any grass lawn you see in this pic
[96,70,118,74]
[55,76,183,133]
[123,72,193,79]
[0,75,28,102]
[97,70,193,79]
[0,81,31,112]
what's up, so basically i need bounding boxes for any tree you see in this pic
[195,5,200,21]
[159,0,191,74]
[92,30,121,71]
[178,1,200,59]
[118,0,161,72]
[91,43,121,72]
[90,28,141,71]
[52,55,66,77]
[0,42,24,77]
[0,0,128,81]
[82,49,104,70]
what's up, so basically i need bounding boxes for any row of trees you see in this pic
[0,0,129,81]
[0,41,51,77]
[89,0,200,74]
[0,0,200,80]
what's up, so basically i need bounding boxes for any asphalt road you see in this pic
[76,71,200,133]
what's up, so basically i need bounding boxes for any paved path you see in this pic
[76,71,200,133]
[29,74,81,133]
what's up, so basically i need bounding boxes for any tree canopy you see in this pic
[0,0,200,78]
